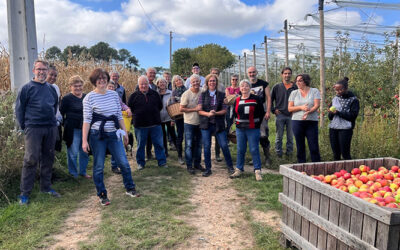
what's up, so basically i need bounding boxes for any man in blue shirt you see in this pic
[15,59,61,205]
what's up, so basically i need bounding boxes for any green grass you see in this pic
[79,158,195,249]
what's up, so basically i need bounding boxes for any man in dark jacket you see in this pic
[128,75,167,170]
[15,59,61,205]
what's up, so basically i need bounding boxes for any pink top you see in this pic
[226,86,240,95]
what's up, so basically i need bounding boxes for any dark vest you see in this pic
[199,90,226,132]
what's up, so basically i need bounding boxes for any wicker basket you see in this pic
[167,103,183,119]
[226,95,238,105]
[227,130,237,144]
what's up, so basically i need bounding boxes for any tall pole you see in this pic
[338,41,343,78]
[7,0,38,91]
[284,19,289,66]
[319,0,326,127]
[244,52,247,79]
[169,31,172,71]
[238,55,242,80]
[253,44,256,67]
[264,36,269,82]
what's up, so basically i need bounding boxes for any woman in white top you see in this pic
[288,74,321,163]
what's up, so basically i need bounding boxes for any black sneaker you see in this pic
[194,165,206,172]
[202,170,212,177]
[227,166,235,175]
[99,193,110,206]
[112,168,121,174]
[216,156,222,162]
[126,189,141,197]
[187,167,195,175]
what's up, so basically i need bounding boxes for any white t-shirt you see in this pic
[288,88,321,121]
[180,89,201,125]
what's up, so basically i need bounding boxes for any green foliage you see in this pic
[89,42,119,62]
[171,44,235,76]
[44,46,62,61]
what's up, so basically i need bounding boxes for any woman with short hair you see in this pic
[288,74,321,163]
[230,79,265,181]
[60,75,90,179]
[82,68,139,206]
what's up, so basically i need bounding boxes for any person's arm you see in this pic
[122,89,127,104]
[288,101,308,113]
[264,86,271,120]
[82,122,90,153]
[270,85,277,115]
[15,86,27,130]
[180,105,200,113]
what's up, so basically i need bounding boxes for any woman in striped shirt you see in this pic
[82,68,139,206]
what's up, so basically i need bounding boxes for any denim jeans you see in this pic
[329,128,353,160]
[175,118,184,158]
[89,129,135,196]
[201,123,233,171]
[184,123,202,168]
[236,128,261,171]
[135,125,166,167]
[21,126,57,196]
[292,120,321,163]
[67,129,89,177]
[275,114,294,155]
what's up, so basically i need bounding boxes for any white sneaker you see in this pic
[255,169,262,181]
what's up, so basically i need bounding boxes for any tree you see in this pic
[127,56,139,68]
[118,48,131,66]
[89,42,119,62]
[61,45,89,62]
[171,44,235,76]
[45,46,62,60]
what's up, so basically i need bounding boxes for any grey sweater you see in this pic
[15,80,58,129]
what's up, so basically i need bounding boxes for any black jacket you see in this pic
[199,90,226,132]
[128,89,162,128]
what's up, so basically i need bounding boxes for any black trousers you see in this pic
[329,128,353,160]
[161,122,177,157]
[21,126,57,196]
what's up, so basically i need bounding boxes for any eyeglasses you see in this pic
[231,79,238,81]
[35,68,48,71]
[192,67,200,70]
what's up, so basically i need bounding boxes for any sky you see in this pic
[1,0,399,71]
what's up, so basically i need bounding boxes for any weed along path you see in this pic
[177,161,255,249]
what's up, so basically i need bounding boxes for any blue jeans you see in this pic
[292,120,321,163]
[89,129,135,196]
[184,123,202,168]
[275,114,294,155]
[201,123,233,171]
[236,128,261,171]
[67,129,89,177]
[175,118,184,158]
[135,125,166,166]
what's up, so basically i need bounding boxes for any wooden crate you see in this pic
[279,157,400,250]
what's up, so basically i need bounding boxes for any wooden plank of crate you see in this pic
[327,199,340,250]
[288,178,296,199]
[344,160,355,172]
[282,204,288,225]
[335,160,345,173]
[280,165,400,225]
[304,163,315,175]
[372,158,384,169]
[339,203,352,232]
[337,240,349,250]
[349,209,363,239]
[384,157,398,168]
[309,190,321,247]
[287,207,294,229]
[314,162,325,175]
[318,195,330,250]
[294,181,304,234]
[326,162,335,176]
[374,223,400,250]
[279,193,378,250]
[301,186,312,240]
[280,222,319,250]
[362,215,377,246]
[283,176,289,196]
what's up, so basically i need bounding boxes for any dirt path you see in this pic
[49,174,121,250]
[177,158,255,249]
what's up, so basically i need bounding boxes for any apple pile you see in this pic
[308,165,400,208]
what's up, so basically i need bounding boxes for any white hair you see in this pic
[138,75,149,84]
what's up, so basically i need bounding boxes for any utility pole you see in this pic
[264,36,269,82]
[319,0,326,127]
[253,44,256,67]
[244,52,247,79]
[7,0,38,91]
[238,55,242,80]
[169,31,172,71]
[284,19,289,66]
[339,41,343,78]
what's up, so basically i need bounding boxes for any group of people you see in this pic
[15,59,359,206]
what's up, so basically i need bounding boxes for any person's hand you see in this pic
[209,110,216,117]
[302,111,309,120]
[123,133,129,146]
[171,121,175,126]
[126,108,132,117]
[264,112,270,120]
[82,140,90,154]
[223,98,229,104]
[301,104,309,112]
[274,110,280,115]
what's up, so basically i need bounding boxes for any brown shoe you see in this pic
[230,169,242,178]
[255,169,262,181]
